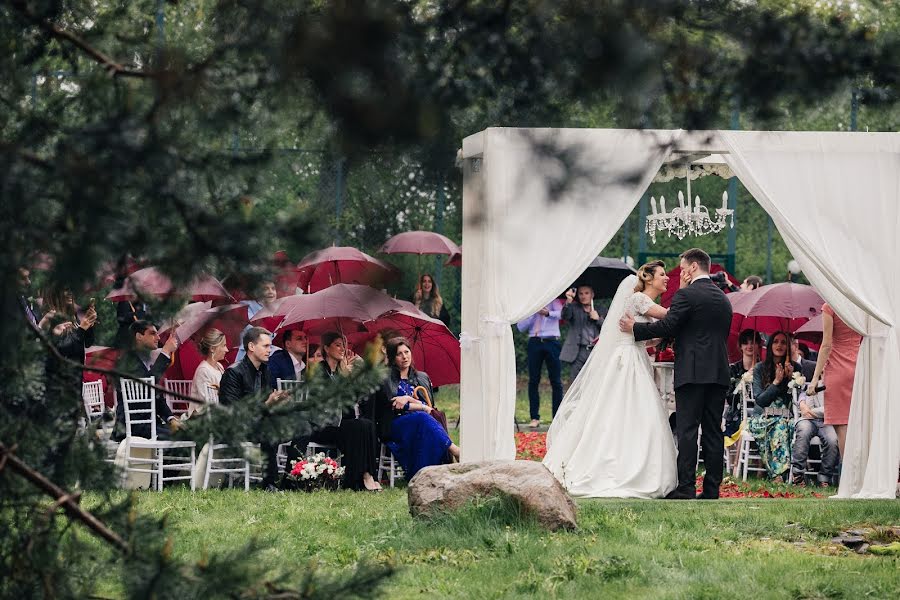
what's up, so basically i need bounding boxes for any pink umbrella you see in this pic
[249,296,304,331]
[168,303,249,348]
[794,313,824,343]
[222,251,300,301]
[368,307,460,386]
[106,267,233,303]
[277,284,404,336]
[295,246,398,293]
[379,231,461,256]
[729,282,823,321]
[445,247,462,267]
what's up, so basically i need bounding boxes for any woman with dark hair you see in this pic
[749,331,800,482]
[312,331,381,491]
[40,284,98,368]
[413,273,450,325]
[376,337,460,479]
[724,329,763,439]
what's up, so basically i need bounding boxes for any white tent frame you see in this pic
[459,127,900,499]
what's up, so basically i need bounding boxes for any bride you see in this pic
[543,261,677,498]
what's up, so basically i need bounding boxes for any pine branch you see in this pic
[26,315,206,406]
[11,0,154,79]
[0,443,130,554]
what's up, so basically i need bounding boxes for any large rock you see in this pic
[407,460,577,531]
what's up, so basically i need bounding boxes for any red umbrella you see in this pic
[168,303,249,348]
[295,246,398,293]
[368,307,460,386]
[379,231,461,256]
[277,284,403,336]
[661,263,739,308]
[106,267,233,303]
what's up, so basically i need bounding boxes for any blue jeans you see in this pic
[792,418,839,483]
[527,337,563,421]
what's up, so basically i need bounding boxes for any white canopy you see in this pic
[460,127,900,499]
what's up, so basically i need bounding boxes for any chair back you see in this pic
[205,383,219,403]
[277,379,307,402]
[164,379,193,416]
[121,377,157,439]
[740,380,755,421]
[82,380,105,421]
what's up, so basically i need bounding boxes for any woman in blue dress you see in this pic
[375,337,460,479]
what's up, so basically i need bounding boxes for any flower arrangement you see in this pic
[787,372,807,389]
[285,452,344,491]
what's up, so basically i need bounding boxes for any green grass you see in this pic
[87,489,900,599]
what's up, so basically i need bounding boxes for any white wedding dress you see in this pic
[543,275,677,498]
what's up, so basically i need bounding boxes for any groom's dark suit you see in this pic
[633,277,732,498]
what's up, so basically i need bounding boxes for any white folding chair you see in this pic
[120,377,196,491]
[377,443,404,488]
[163,379,193,417]
[734,381,766,480]
[277,378,339,460]
[82,380,105,423]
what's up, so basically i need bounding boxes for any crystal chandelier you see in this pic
[645,162,734,244]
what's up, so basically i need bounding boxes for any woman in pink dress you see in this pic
[807,303,863,458]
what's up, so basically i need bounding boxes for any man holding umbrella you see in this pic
[560,285,602,385]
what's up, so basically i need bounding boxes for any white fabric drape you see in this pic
[460,128,679,461]
[721,131,900,498]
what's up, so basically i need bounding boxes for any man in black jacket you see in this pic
[112,320,181,441]
[219,326,287,488]
[620,248,733,499]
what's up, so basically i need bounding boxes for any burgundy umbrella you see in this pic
[379,231,461,256]
[277,284,404,336]
[106,267,233,303]
[295,246,398,293]
[166,303,249,348]
[222,251,300,301]
[368,307,460,386]
[249,296,304,331]
[794,314,824,343]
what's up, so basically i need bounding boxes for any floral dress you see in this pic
[748,362,797,479]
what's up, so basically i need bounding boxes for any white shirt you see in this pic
[289,351,306,381]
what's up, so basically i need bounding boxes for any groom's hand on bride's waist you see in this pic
[619,313,635,333]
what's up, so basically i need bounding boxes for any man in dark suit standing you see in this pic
[112,320,181,441]
[620,248,733,499]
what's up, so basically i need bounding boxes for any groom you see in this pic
[619,248,733,499]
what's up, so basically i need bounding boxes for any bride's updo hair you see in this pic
[634,260,666,292]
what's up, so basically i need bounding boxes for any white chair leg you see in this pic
[189,447,196,491]
[203,445,213,490]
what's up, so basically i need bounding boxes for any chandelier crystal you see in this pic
[645,162,735,244]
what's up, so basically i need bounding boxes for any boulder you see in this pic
[407,460,577,531]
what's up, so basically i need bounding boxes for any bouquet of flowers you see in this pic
[787,372,807,389]
[284,452,344,492]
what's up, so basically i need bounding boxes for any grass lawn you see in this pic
[91,489,900,599]
[81,383,898,598]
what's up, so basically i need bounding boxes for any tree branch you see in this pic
[27,316,206,406]
[12,0,154,79]
[0,443,130,554]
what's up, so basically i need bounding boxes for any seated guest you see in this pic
[311,332,382,491]
[190,328,228,410]
[724,329,762,438]
[235,281,278,363]
[749,331,799,482]
[112,320,181,441]
[740,275,763,291]
[219,326,288,489]
[790,366,838,487]
[375,337,460,479]
[268,329,308,387]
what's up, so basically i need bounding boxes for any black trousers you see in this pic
[310,417,378,490]
[674,383,728,498]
